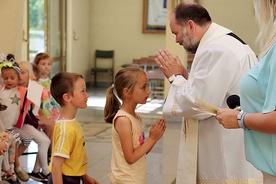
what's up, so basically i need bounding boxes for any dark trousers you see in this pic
[47,173,83,184]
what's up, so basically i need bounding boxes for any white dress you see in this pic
[163,23,263,184]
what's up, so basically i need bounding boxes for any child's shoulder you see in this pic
[17,86,28,96]
[55,118,80,127]
[54,119,82,137]
[18,86,27,91]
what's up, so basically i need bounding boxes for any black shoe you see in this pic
[29,172,48,183]
[6,178,21,184]
[40,173,49,183]
[15,178,21,184]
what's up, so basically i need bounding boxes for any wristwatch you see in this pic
[237,110,243,128]
[168,74,176,83]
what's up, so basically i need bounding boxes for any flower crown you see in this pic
[0,53,21,74]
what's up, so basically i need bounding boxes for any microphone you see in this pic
[227,95,240,109]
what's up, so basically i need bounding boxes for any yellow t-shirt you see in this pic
[49,118,87,176]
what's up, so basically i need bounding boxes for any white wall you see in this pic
[89,0,166,82]
[201,0,258,53]
[66,0,166,83]
[66,0,91,78]
[0,0,24,59]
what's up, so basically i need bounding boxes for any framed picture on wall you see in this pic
[143,0,167,34]
[143,0,199,34]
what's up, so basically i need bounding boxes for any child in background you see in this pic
[104,67,166,183]
[0,54,22,184]
[0,55,32,182]
[48,72,99,184]
[18,61,50,183]
[33,53,60,152]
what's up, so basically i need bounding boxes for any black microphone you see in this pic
[227,95,240,109]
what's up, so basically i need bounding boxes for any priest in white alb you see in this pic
[155,2,262,184]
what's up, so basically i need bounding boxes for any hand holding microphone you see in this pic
[216,95,242,129]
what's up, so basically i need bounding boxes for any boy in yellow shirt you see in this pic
[48,72,99,184]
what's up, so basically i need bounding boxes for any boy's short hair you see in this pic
[50,72,83,106]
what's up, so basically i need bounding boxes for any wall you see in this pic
[0,0,24,59]
[89,0,166,83]
[200,0,258,53]
[67,0,91,78]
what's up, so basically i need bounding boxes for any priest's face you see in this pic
[181,26,199,54]
[170,13,199,54]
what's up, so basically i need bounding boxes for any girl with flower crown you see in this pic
[0,54,32,183]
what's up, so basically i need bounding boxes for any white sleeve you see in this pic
[163,75,209,120]
[162,46,243,120]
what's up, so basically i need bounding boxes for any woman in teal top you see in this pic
[215,0,276,183]
[240,43,276,176]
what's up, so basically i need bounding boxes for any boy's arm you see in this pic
[51,156,65,184]
[82,173,99,184]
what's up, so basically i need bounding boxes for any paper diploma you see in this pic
[27,80,43,107]
[192,98,218,115]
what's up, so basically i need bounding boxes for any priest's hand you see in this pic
[155,49,188,79]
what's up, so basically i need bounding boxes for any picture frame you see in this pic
[143,0,167,34]
[142,0,199,34]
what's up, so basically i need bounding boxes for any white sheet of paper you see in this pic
[27,80,43,107]
[32,105,40,116]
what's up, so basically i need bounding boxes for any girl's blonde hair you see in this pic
[104,67,145,124]
[253,0,276,58]
[18,61,35,79]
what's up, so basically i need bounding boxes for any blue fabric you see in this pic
[240,43,276,176]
